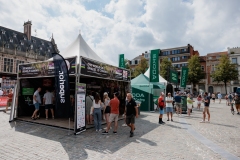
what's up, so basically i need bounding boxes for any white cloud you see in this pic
[0,0,240,65]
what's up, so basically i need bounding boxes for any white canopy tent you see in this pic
[50,33,105,63]
[144,68,168,86]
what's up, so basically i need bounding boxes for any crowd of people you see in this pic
[86,91,138,137]
[157,91,240,124]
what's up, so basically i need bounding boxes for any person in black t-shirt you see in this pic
[124,93,138,137]
[200,92,211,123]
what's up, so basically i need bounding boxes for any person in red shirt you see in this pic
[158,92,165,124]
[4,89,13,113]
[102,92,120,134]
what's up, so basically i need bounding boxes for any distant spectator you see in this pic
[217,92,222,104]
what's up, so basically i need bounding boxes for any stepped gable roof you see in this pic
[0,26,56,57]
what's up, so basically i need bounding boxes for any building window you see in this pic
[129,61,132,65]
[16,60,24,73]
[10,38,13,42]
[1,30,6,34]
[135,60,138,65]
[232,58,237,64]
[201,66,204,71]
[4,58,13,72]
[208,57,212,60]
[145,54,148,58]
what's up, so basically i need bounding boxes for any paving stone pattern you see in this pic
[0,99,239,160]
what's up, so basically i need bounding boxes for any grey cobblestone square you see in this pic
[0,99,239,160]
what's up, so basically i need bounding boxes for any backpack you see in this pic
[158,96,164,107]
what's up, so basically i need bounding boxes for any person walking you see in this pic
[197,95,202,110]
[187,94,194,116]
[103,92,111,129]
[228,93,233,106]
[174,92,182,116]
[43,89,54,120]
[93,93,103,131]
[217,92,222,104]
[86,91,94,125]
[4,89,13,113]
[125,93,138,137]
[211,93,216,103]
[234,94,240,115]
[225,94,229,106]
[200,92,210,123]
[158,92,165,124]
[31,87,42,120]
[166,93,174,121]
[102,92,120,134]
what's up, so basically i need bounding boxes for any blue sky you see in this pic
[0,0,240,65]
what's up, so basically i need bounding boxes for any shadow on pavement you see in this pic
[10,113,159,159]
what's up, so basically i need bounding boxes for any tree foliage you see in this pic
[187,55,205,87]
[160,57,172,80]
[133,57,149,77]
[211,55,238,94]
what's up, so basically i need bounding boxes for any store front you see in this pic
[10,55,130,134]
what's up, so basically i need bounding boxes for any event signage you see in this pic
[170,70,178,84]
[81,57,130,81]
[18,57,77,78]
[52,53,71,118]
[118,54,125,68]
[75,83,86,133]
[180,67,189,88]
[0,97,9,107]
[22,88,34,95]
[149,49,160,82]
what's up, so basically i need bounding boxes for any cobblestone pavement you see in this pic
[0,99,239,160]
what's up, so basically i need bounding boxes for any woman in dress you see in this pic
[187,94,194,116]
[197,94,202,110]
[103,92,111,129]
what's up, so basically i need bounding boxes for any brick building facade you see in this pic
[0,20,59,88]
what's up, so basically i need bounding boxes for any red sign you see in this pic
[0,96,9,107]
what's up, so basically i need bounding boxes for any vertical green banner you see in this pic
[180,67,189,88]
[170,70,178,84]
[118,54,125,68]
[149,49,160,82]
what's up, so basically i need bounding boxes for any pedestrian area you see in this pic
[0,100,239,160]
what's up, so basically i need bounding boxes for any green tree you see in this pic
[133,57,148,77]
[160,57,172,80]
[211,55,238,94]
[187,55,205,91]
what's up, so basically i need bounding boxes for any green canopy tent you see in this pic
[131,74,165,111]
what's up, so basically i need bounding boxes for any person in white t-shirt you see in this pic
[0,89,3,96]
[217,93,222,104]
[43,89,54,120]
[166,92,174,122]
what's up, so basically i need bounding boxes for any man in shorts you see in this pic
[174,92,182,116]
[158,92,165,124]
[31,87,42,120]
[125,93,138,137]
[43,89,54,120]
[200,92,210,123]
[217,92,222,104]
[102,92,120,134]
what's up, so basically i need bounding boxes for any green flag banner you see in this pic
[180,67,189,88]
[170,70,178,84]
[118,54,125,68]
[150,49,159,82]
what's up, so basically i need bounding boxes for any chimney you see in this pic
[142,53,144,56]
[23,20,32,40]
